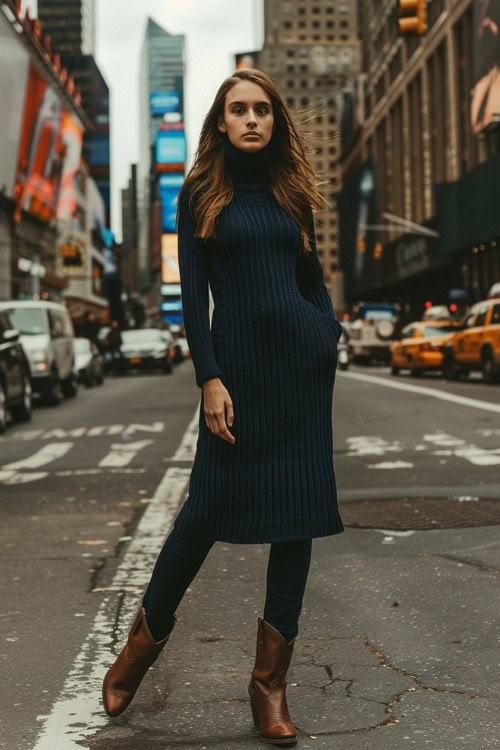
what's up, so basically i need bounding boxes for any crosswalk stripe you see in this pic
[98,440,154,467]
[2,442,74,470]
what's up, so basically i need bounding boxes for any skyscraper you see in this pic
[137,18,185,310]
[259,0,361,312]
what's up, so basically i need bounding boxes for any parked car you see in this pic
[120,328,173,374]
[73,337,105,387]
[0,300,78,405]
[0,311,32,432]
[349,302,399,364]
[442,297,500,383]
[390,320,459,376]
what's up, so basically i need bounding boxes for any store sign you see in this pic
[59,235,86,271]
[395,237,431,279]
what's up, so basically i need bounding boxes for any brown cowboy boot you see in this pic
[248,617,298,745]
[102,606,176,718]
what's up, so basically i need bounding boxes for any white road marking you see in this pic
[338,370,500,414]
[3,443,73,470]
[373,529,416,537]
[98,440,154,468]
[54,468,146,476]
[31,407,200,749]
[0,422,165,443]
[423,431,500,466]
[0,470,49,484]
[346,436,402,456]
[367,460,414,469]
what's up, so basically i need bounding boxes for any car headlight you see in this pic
[30,349,48,363]
[153,349,167,358]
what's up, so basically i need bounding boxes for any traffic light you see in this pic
[398,0,427,35]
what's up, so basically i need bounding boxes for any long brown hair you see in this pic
[178,69,326,254]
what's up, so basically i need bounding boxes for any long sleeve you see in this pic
[177,191,224,388]
[296,211,337,319]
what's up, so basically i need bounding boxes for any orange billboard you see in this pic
[161,234,180,283]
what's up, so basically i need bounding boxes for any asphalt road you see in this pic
[1,361,499,749]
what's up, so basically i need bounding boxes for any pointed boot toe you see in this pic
[102,607,175,718]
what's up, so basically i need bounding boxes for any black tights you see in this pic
[142,526,312,643]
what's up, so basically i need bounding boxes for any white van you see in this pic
[0,300,78,405]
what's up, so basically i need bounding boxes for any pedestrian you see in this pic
[108,319,123,376]
[102,68,344,744]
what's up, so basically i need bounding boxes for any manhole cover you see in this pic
[340,497,500,530]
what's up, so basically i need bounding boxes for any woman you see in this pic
[102,69,344,745]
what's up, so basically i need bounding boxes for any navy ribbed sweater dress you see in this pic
[173,139,344,544]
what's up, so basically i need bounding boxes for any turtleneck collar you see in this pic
[223,135,274,191]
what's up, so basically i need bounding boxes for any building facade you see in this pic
[37,0,111,225]
[36,0,95,56]
[137,18,185,316]
[340,0,500,320]
[0,0,93,305]
[258,0,362,312]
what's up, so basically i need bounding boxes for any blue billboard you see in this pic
[159,173,184,232]
[156,129,186,166]
[150,90,181,115]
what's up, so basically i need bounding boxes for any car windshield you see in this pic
[122,330,163,344]
[423,326,456,337]
[3,307,45,335]
[74,339,91,353]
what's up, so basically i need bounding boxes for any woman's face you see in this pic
[218,80,274,153]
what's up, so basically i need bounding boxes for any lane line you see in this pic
[338,371,500,414]
[3,443,74,470]
[31,406,200,750]
[98,439,154,467]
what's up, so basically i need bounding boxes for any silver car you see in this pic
[0,300,78,405]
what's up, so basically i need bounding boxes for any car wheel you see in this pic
[391,362,399,376]
[0,382,7,433]
[11,374,32,422]
[44,370,63,406]
[163,359,173,374]
[481,350,497,384]
[62,372,79,398]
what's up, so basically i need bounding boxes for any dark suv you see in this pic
[0,311,32,433]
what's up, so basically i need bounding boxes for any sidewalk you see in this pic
[87,520,500,749]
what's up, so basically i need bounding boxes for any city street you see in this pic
[1,358,499,749]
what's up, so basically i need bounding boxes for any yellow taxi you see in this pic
[390,320,459,376]
[442,297,500,383]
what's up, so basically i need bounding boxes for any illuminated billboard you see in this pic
[12,62,66,222]
[156,129,186,171]
[151,90,181,115]
[471,0,500,134]
[159,173,184,232]
[161,234,180,284]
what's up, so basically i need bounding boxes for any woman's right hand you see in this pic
[202,378,235,443]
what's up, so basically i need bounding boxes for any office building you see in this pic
[340,0,500,318]
[259,0,362,312]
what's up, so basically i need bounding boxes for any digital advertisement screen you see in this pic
[161,234,180,284]
[159,173,184,232]
[151,90,181,115]
[156,130,186,166]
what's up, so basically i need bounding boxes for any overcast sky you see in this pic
[95,0,263,239]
